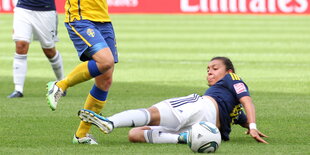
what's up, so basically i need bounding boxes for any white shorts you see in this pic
[152,94,217,133]
[12,7,59,48]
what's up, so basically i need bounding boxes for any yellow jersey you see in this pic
[65,0,111,23]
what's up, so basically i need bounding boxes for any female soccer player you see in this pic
[78,57,268,144]
[46,0,118,144]
[8,0,64,98]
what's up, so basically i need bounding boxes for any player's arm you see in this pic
[239,122,249,129]
[235,111,248,129]
[240,96,269,144]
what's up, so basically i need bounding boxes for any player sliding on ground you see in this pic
[78,57,268,144]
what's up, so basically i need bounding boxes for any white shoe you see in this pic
[78,109,114,134]
[46,81,64,111]
[72,134,98,144]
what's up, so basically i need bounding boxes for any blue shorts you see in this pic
[65,20,118,62]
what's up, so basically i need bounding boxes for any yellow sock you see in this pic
[75,94,106,138]
[56,61,92,91]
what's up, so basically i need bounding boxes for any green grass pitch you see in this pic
[0,14,310,154]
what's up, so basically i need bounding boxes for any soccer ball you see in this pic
[187,121,221,153]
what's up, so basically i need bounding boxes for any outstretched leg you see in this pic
[73,47,114,143]
[128,126,181,144]
[77,106,161,133]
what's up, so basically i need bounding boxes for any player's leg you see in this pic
[140,94,218,144]
[78,95,209,133]
[144,105,190,144]
[126,94,211,144]
[105,95,199,131]
[78,107,153,134]
[8,8,33,98]
[49,46,114,103]
[128,126,181,144]
[77,103,187,144]
[128,126,151,142]
[70,21,117,144]
[77,102,166,133]
[46,21,114,110]
[143,94,218,144]
[72,49,114,144]
[42,48,64,81]
[8,41,29,98]
[74,22,118,137]
[31,10,64,82]
[57,21,115,91]
[75,66,113,138]
[110,108,153,127]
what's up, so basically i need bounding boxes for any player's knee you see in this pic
[104,60,114,70]
[92,48,115,72]
[128,128,144,143]
[15,41,29,54]
[42,48,56,59]
[97,60,114,72]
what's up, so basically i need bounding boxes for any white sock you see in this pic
[48,50,64,81]
[144,130,179,144]
[13,53,27,93]
[108,109,150,128]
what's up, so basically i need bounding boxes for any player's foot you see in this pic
[46,81,64,111]
[62,91,67,97]
[7,91,23,98]
[78,109,114,134]
[178,132,188,144]
[72,134,98,144]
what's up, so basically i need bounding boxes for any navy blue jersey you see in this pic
[204,73,249,141]
[16,0,56,11]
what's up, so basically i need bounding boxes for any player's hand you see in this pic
[245,129,269,144]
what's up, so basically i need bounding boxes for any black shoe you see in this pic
[62,91,67,97]
[7,91,24,98]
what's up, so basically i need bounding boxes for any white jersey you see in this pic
[12,7,59,48]
[152,94,216,133]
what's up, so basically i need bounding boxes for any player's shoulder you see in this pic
[225,73,242,81]
[221,73,246,86]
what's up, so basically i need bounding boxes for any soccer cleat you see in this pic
[72,134,98,144]
[178,132,188,144]
[46,81,64,111]
[78,109,114,134]
[7,91,23,98]
[62,91,67,97]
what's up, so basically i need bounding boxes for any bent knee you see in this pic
[128,128,140,142]
[128,128,146,143]
[97,60,114,72]
[42,48,56,58]
[15,41,29,54]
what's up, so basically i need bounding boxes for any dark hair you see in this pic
[211,57,235,73]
